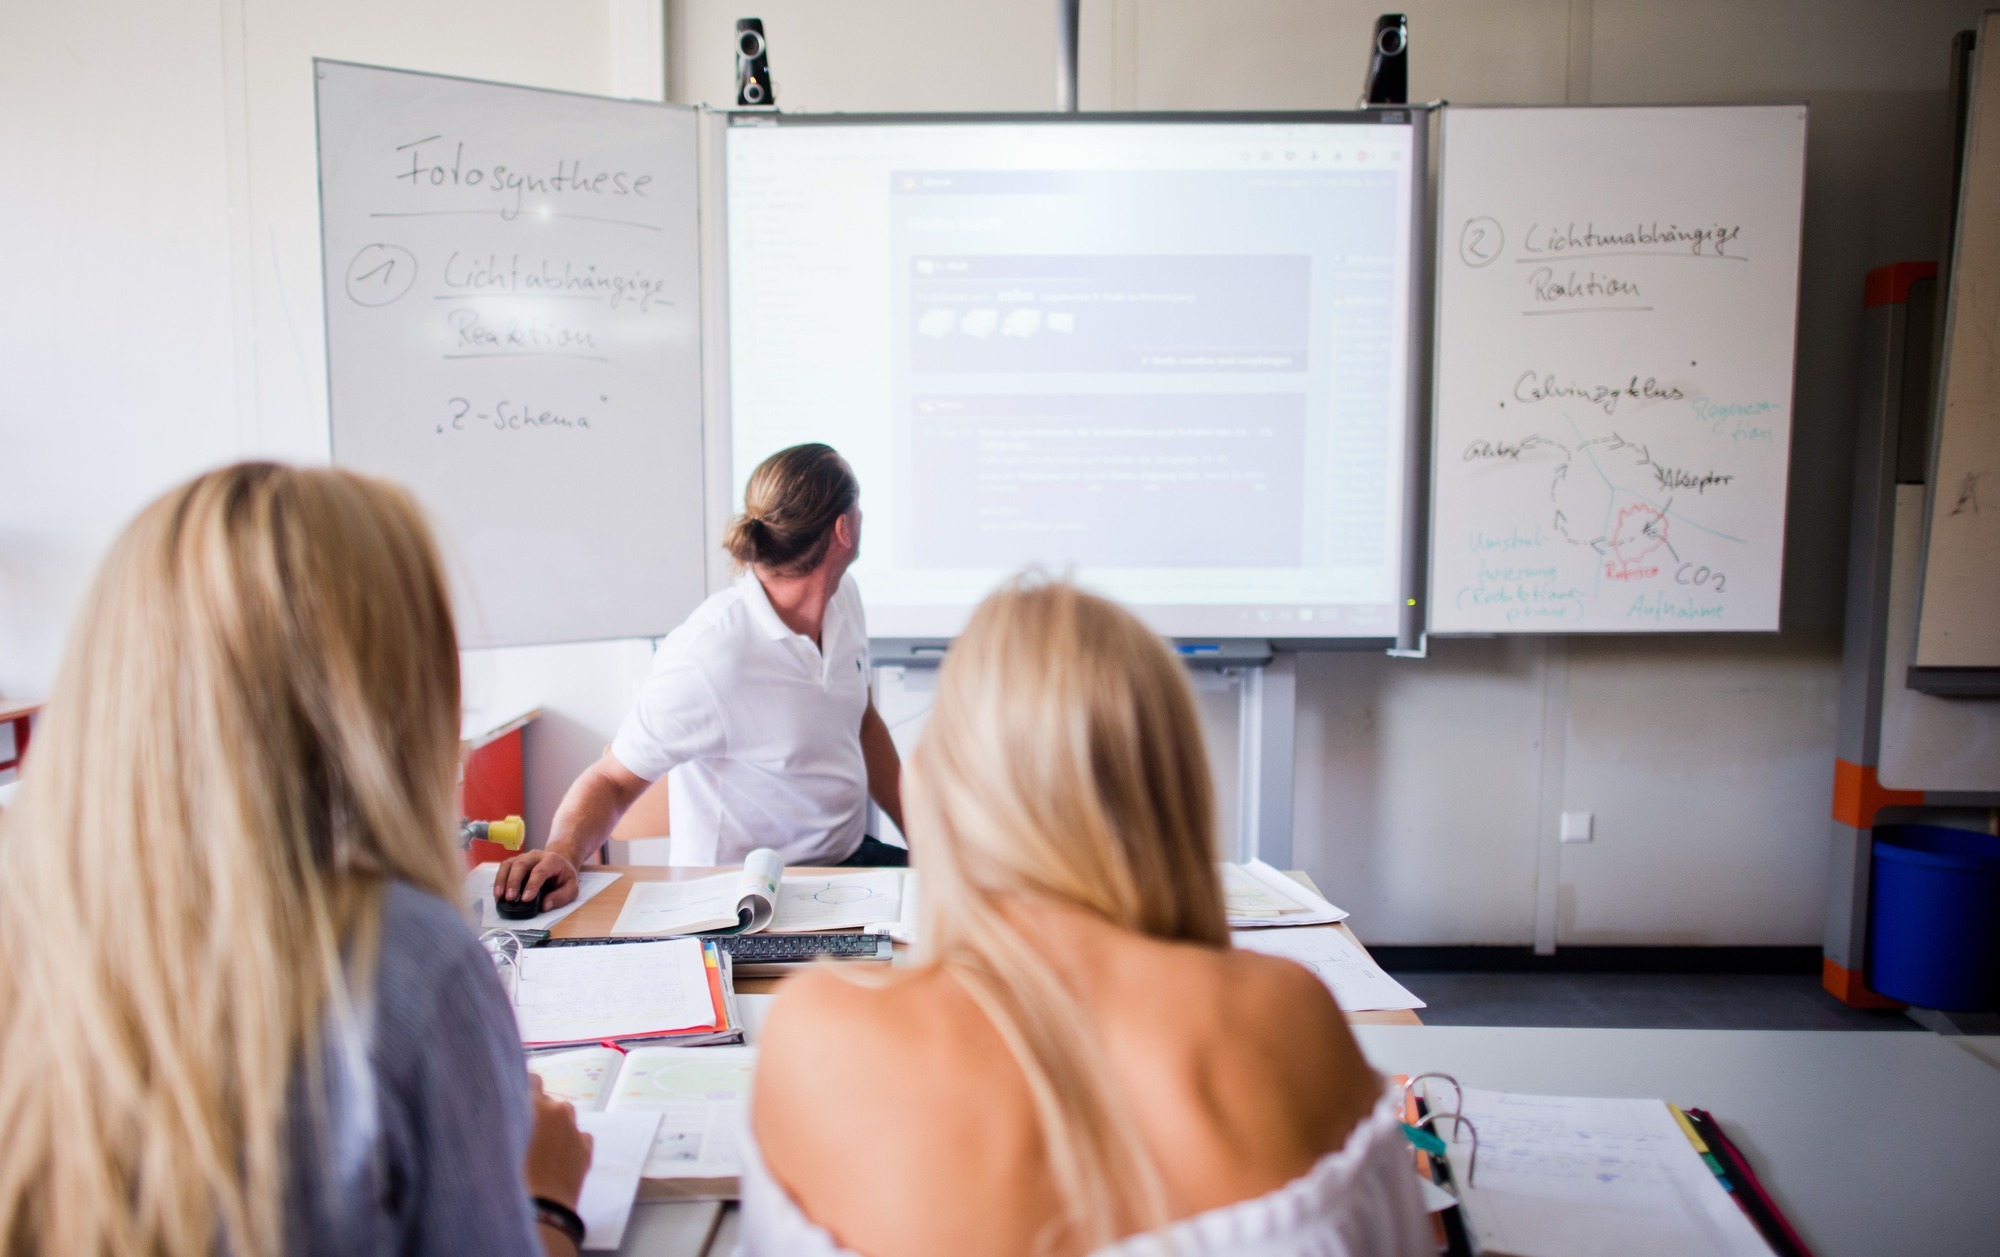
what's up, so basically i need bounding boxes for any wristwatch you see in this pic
[532,1196,586,1247]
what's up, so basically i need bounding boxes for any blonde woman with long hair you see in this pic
[745,579,1430,1256]
[0,464,592,1256]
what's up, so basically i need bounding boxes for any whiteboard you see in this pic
[1914,12,2000,673]
[315,61,705,649]
[1428,106,1806,634]
[1881,487,2000,790]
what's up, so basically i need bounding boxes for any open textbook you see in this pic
[610,846,906,937]
[530,1045,757,1201]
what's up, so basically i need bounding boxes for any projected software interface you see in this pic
[727,120,1416,639]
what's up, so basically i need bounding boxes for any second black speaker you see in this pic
[736,18,774,107]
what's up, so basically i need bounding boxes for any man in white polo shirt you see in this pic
[497,444,904,908]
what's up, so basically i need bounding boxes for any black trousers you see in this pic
[838,835,910,867]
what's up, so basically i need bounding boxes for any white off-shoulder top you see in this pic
[736,1088,1434,1257]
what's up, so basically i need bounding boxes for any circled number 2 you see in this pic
[1459,217,1503,268]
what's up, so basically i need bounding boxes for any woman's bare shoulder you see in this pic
[754,964,1001,1134]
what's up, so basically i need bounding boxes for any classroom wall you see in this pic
[3,1,1982,947]
[670,0,1986,946]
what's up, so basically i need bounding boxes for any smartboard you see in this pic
[723,113,1427,643]
[315,61,705,649]
[1429,106,1806,634]
[1914,11,2000,683]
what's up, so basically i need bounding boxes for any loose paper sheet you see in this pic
[514,938,715,1045]
[465,863,621,931]
[768,871,904,932]
[865,871,920,944]
[574,1110,662,1250]
[1232,928,1426,1012]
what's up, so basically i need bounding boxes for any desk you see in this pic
[619,1014,2000,1256]
[555,864,1421,1024]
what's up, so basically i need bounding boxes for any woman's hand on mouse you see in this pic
[496,848,579,909]
[524,1074,593,1209]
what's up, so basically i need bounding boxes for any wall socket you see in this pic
[1560,810,1594,843]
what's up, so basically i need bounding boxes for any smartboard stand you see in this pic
[876,639,1298,866]
[1231,652,1297,868]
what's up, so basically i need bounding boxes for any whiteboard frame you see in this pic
[1424,102,1810,637]
[712,108,1432,650]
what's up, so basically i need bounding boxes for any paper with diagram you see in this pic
[1430,106,1806,633]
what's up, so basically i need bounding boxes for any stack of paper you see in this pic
[512,938,741,1048]
[1222,860,1349,927]
[531,1045,758,1202]
[1233,926,1425,1012]
[1427,1086,1774,1257]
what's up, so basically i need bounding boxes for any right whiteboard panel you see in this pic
[1430,106,1806,634]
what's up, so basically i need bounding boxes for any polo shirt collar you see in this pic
[736,570,797,641]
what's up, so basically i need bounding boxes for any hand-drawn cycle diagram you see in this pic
[1464,419,1745,596]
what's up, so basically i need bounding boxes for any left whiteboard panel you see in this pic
[315,60,705,649]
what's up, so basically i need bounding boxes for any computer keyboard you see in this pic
[711,932,892,964]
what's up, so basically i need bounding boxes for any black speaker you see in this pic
[1363,13,1408,106]
[736,18,774,108]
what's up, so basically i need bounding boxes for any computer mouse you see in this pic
[495,883,546,920]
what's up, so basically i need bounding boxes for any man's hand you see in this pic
[496,847,580,909]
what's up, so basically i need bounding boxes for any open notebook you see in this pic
[609,846,906,937]
[1417,1083,1780,1257]
[530,1045,757,1201]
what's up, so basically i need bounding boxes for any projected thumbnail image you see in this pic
[904,254,1310,374]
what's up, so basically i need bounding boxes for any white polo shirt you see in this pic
[609,570,872,866]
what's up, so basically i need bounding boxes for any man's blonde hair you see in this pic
[909,576,1227,1249]
[0,463,464,1254]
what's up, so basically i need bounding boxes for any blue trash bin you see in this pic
[1868,824,2000,1011]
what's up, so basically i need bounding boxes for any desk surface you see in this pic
[559,864,1421,1026]
[621,1017,2000,1257]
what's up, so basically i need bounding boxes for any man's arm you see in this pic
[495,752,652,906]
[859,700,904,838]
